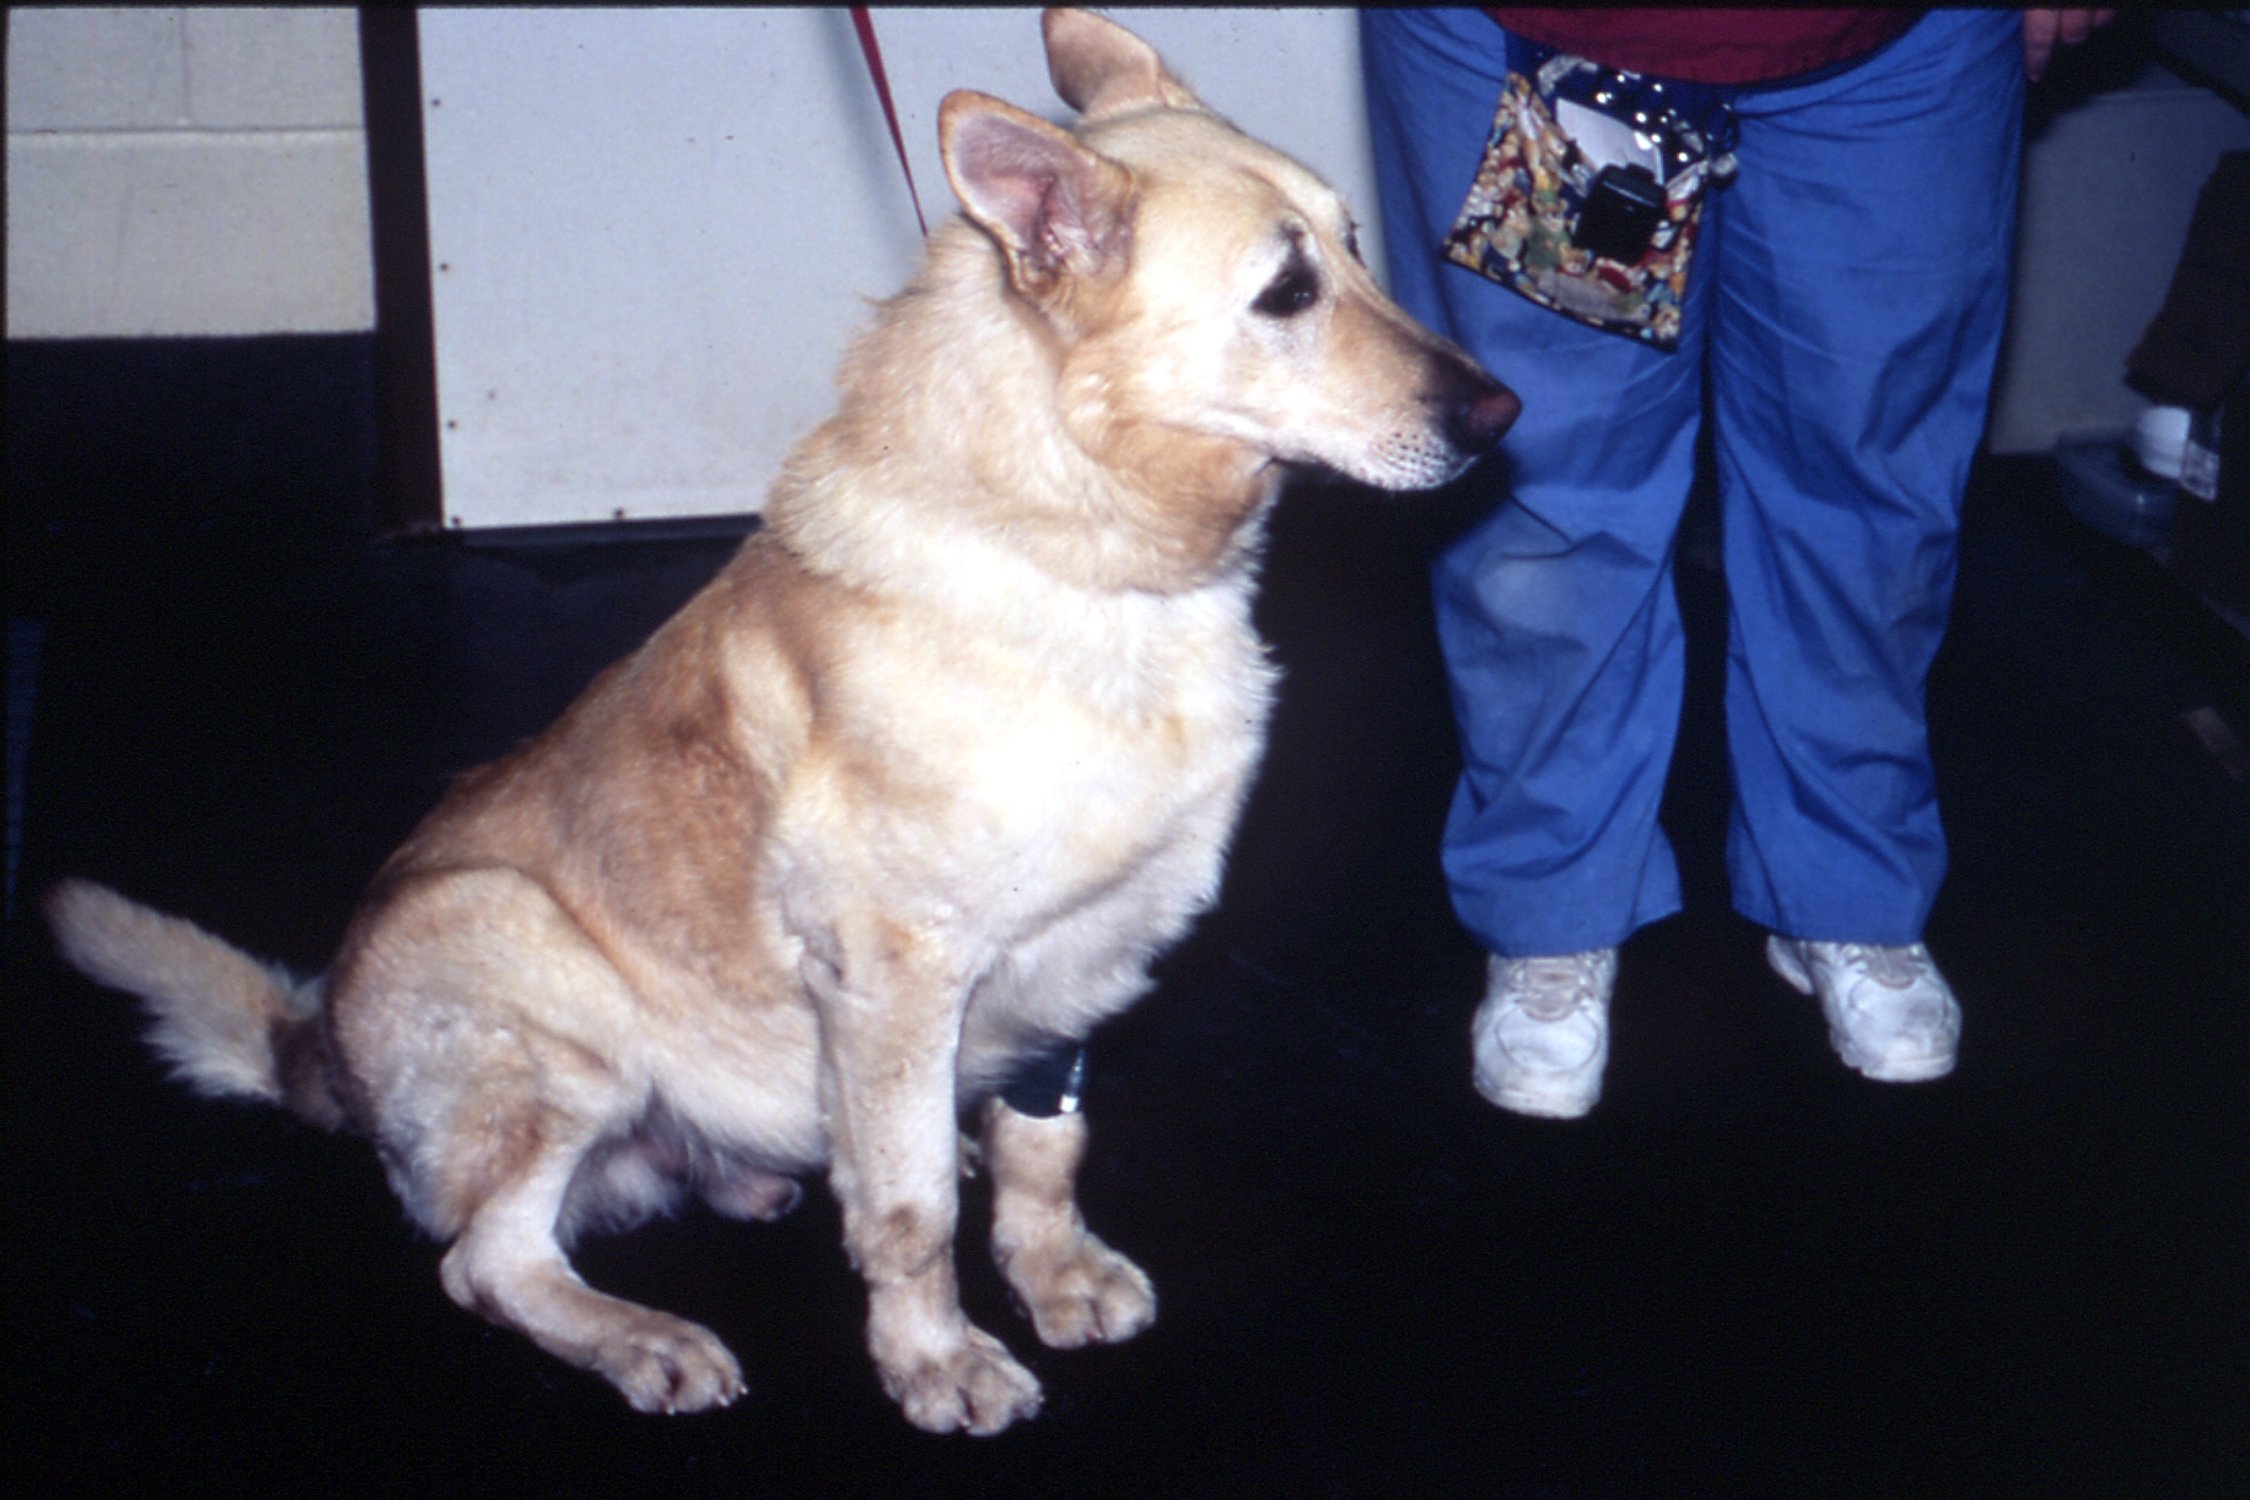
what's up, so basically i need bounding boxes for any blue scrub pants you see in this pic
[1361,9,2023,957]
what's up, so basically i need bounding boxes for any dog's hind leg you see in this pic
[982,1096,1156,1348]
[337,871,747,1414]
[437,1121,746,1415]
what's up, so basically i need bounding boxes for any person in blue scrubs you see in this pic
[1361,8,2112,1116]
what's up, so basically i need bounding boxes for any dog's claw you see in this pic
[596,1314,746,1415]
[881,1324,1044,1436]
[1004,1233,1157,1349]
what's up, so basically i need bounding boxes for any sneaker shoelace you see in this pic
[1510,954,1608,1019]
[1820,943,1932,991]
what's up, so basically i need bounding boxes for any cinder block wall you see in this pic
[5,7,374,339]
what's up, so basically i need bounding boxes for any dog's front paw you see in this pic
[877,1322,1043,1435]
[1000,1231,1157,1349]
[594,1310,747,1415]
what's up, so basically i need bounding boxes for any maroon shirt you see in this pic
[1486,8,1921,85]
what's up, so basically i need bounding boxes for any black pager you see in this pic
[1576,164,1667,265]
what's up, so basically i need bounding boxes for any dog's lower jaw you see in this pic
[766,430,1277,602]
[1004,487,1275,597]
[1035,432,1281,596]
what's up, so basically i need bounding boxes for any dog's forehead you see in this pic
[1085,109,1345,245]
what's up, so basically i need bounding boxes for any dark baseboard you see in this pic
[5,334,383,609]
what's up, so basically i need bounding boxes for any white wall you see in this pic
[5,7,374,338]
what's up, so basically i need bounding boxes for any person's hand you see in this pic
[2022,9,2116,82]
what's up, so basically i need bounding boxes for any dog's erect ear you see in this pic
[939,91,1135,295]
[1043,8,1202,119]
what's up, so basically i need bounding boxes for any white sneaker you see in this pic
[1766,937,1961,1083]
[1472,950,1615,1118]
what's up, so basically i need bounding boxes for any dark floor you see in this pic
[7,443,2248,1496]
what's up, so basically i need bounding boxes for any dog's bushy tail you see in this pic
[44,879,345,1129]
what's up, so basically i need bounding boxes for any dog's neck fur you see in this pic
[762,220,1280,611]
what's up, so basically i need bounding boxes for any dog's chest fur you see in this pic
[767,545,1277,970]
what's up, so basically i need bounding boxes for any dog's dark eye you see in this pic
[1254,262,1321,319]
[1345,223,1365,266]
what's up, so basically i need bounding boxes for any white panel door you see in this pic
[417,8,1370,529]
[419,7,921,528]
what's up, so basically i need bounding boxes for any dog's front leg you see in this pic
[811,927,1043,1436]
[983,1096,1157,1348]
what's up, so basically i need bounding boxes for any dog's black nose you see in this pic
[1428,354,1520,458]
[1447,379,1521,456]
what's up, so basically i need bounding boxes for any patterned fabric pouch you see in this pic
[1444,37,1737,351]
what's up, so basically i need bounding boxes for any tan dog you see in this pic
[45,10,1515,1435]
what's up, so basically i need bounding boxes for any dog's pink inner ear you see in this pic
[947,107,1131,280]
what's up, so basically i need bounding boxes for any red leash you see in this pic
[850,7,930,238]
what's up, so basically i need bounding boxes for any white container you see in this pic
[2053,436,2177,553]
